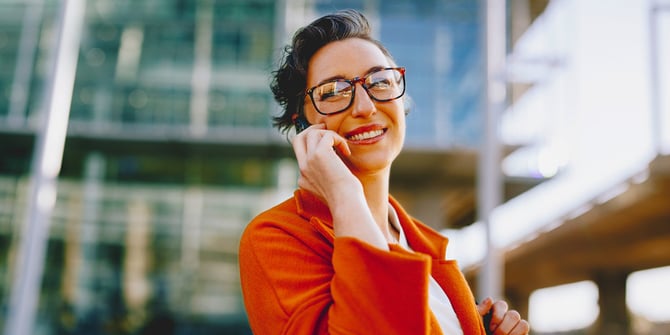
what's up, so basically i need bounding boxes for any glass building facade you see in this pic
[0,0,483,333]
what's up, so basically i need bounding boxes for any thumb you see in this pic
[328,131,351,157]
[477,297,494,316]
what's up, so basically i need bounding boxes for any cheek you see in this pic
[325,117,345,132]
[303,101,339,128]
[390,102,406,126]
[307,114,329,127]
[303,104,321,125]
[392,104,407,142]
[308,112,344,131]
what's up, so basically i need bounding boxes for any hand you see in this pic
[292,123,388,249]
[477,297,529,335]
[291,123,360,203]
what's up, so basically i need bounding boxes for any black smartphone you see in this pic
[483,309,493,335]
[293,115,311,134]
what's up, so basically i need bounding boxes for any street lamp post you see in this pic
[3,1,86,334]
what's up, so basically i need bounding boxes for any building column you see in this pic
[592,271,631,335]
[124,197,153,319]
[69,152,105,322]
[189,0,213,136]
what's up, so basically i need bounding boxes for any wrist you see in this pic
[324,178,365,205]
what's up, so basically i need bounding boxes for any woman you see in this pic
[239,9,529,335]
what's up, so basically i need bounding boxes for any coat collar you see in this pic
[295,189,332,225]
[294,189,449,260]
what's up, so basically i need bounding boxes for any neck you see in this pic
[355,168,391,232]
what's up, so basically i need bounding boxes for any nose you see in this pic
[351,83,376,117]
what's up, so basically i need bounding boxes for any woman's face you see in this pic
[304,38,406,175]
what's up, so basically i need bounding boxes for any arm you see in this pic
[291,124,389,250]
[239,217,436,335]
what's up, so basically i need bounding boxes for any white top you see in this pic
[388,205,464,335]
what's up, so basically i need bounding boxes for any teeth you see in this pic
[348,129,384,141]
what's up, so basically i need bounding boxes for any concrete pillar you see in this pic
[478,0,506,302]
[592,271,631,335]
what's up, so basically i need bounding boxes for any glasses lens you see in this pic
[365,68,405,101]
[313,81,353,114]
[309,68,405,115]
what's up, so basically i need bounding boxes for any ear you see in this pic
[403,95,414,116]
[292,113,311,133]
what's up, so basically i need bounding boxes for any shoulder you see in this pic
[242,196,304,239]
[239,194,333,258]
[238,194,335,301]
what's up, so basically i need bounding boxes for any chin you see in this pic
[347,155,394,174]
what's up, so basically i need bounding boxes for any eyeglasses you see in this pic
[305,67,406,115]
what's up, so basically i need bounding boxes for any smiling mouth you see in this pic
[346,129,386,141]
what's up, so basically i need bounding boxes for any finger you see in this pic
[489,300,508,332]
[323,128,351,157]
[477,297,494,316]
[318,131,351,157]
[305,131,321,155]
[305,122,326,143]
[291,122,323,142]
[508,319,530,335]
[492,310,521,335]
[293,124,325,172]
[291,131,309,170]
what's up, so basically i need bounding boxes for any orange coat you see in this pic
[239,189,487,335]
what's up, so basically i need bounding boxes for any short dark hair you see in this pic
[270,9,394,133]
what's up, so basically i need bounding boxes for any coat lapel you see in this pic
[390,196,486,335]
[295,190,485,334]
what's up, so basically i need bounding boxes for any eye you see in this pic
[316,81,352,101]
[368,78,392,90]
[367,75,395,91]
[366,69,399,91]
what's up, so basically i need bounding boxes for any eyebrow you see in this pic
[314,66,386,86]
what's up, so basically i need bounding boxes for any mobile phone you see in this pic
[293,114,311,134]
[483,309,493,335]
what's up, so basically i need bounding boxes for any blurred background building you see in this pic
[0,0,668,334]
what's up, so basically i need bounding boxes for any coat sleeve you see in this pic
[239,218,440,335]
